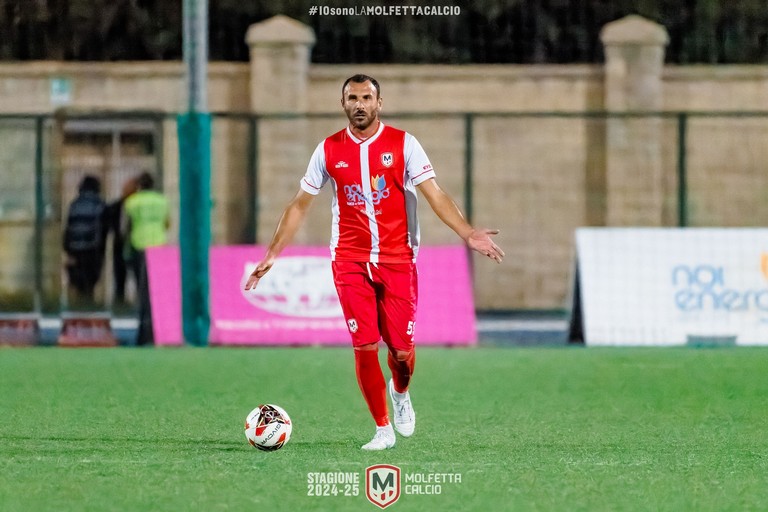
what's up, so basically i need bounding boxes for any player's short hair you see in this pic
[342,74,381,99]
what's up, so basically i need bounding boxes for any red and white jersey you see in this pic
[301,122,436,262]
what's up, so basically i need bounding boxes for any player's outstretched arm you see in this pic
[244,189,315,290]
[417,178,505,263]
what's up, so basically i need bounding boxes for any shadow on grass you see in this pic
[1,433,368,451]
[1,434,243,450]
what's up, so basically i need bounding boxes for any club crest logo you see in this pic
[380,152,393,167]
[366,465,401,509]
[347,319,358,333]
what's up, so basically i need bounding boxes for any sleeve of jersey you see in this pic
[404,133,437,186]
[300,142,328,195]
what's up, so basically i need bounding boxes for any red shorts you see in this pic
[332,261,418,351]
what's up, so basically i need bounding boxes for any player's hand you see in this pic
[466,229,505,263]
[244,259,274,290]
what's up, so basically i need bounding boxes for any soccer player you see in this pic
[245,74,504,450]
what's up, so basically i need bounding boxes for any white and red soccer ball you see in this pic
[244,404,292,451]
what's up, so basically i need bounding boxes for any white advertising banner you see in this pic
[575,228,768,346]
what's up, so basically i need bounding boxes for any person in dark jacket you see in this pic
[105,176,138,306]
[63,175,108,305]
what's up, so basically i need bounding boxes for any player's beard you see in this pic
[349,109,377,131]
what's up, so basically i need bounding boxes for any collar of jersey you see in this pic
[346,121,385,145]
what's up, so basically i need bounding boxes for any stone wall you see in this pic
[1,15,768,311]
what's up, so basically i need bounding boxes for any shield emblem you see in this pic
[381,152,393,167]
[365,464,401,509]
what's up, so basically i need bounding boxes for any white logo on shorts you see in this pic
[347,319,358,333]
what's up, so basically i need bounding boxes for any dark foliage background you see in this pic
[1,0,767,64]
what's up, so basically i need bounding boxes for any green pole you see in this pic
[463,113,474,224]
[179,0,210,345]
[34,116,44,314]
[246,116,258,244]
[178,113,211,345]
[677,113,688,227]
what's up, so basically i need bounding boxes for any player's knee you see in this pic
[392,348,413,362]
[354,342,379,352]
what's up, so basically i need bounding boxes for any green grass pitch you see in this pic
[2,346,768,511]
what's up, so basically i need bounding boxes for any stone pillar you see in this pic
[601,15,669,226]
[245,15,316,113]
[245,16,322,244]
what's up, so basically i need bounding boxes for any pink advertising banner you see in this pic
[147,245,477,346]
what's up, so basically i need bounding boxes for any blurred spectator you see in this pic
[124,172,169,346]
[106,176,138,308]
[63,175,108,307]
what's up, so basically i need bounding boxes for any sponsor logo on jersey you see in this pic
[381,152,394,167]
[371,174,386,192]
[422,163,433,171]
[344,176,390,206]
[335,161,349,169]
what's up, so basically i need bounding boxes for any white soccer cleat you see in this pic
[361,425,396,451]
[389,379,416,437]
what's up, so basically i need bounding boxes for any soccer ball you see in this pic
[244,404,292,451]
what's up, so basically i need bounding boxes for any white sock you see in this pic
[379,424,394,432]
[392,388,408,401]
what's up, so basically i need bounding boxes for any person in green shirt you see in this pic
[124,172,169,346]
